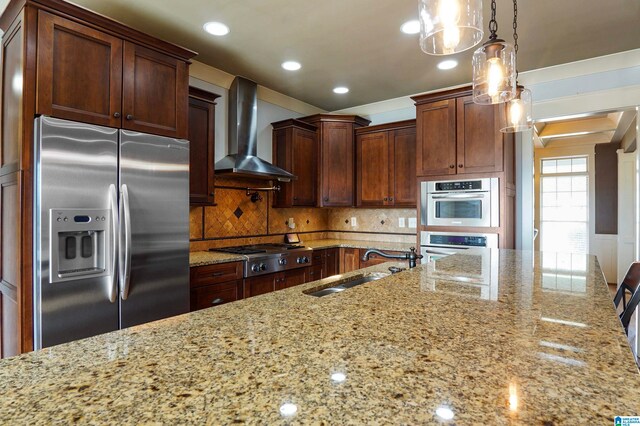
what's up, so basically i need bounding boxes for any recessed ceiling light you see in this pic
[333,87,349,94]
[400,20,420,35]
[437,60,458,70]
[282,61,301,71]
[203,21,229,36]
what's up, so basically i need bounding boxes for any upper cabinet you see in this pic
[413,88,507,177]
[355,120,416,207]
[271,119,318,207]
[301,114,370,207]
[189,87,219,205]
[35,10,192,138]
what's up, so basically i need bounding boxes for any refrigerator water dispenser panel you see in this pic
[49,208,110,283]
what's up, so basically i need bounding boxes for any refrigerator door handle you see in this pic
[108,184,118,303]
[119,184,132,300]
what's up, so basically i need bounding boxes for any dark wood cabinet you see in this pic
[0,0,196,356]
[271,119,318,207]
[244,274,277,298]
[36,11,123,128]
[306,264,323,282]
[356,120,416,207]
[278,269,307,290]
[189,262,243,311]
[188,87,219,205]
[301,115,370,207]
[36,10,190,139]
[340,248,360,273]
[413,88,507,177]
[121,42,188,138]
[325,248,339,277]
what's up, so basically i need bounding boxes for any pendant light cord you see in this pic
[513,0,519,80]
[489,0,498,40]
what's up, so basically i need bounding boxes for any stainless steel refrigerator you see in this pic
[33,116,190,349]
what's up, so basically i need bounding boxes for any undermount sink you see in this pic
[305,272,390,297]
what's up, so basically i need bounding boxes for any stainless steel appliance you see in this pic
[34,116,190,350]
[420,231,499,262]
[422,177,499,227]
[212,244,313,277]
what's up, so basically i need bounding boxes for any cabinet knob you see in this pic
[458,164,463,168]
[211,298,224,305]
[449,164,455,169]
[293,196,298,200]
[126,114,134,120]
[210,192,215,196]
[324,197,329,202]
[389,197,394,202]
[383,197,388,201]
[113,112,121,118]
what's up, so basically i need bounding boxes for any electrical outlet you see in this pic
[398,217,406,228]
[350,217,357,227]
[408,217,417,228]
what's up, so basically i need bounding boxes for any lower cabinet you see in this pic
[306,264,324,282]
[325,248,339,277]
[277,269,307,290]
[244,274,278,298]
[189,261,243,311]
[340,248,360,273]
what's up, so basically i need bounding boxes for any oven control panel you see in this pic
[435,180,482,191]
[429,234,487,247]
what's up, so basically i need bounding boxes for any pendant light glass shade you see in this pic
[472,39,516,104]
[500,85,533,133]
[418,0,483,55]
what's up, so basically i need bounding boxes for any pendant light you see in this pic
[500,0,533,132]
[418,0,483,55]
[472,0,516,105]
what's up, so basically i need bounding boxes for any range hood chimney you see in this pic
[214,76,296,182]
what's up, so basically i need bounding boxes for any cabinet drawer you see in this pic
[190,261,243,288]
[311,249,326,264]
[190,280,241,311]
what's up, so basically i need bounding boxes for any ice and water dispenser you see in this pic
[49,208,110,283]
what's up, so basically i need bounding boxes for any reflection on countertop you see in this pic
[1,249,638,424]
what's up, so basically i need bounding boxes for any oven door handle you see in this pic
[430,193,486,199]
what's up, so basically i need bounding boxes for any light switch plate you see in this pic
[408,217,417,228]
[398,217,406,228]
[351,217,357,227]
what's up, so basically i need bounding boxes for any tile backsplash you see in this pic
[190,177,418,251]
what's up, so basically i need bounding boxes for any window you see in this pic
[540,156,588,254]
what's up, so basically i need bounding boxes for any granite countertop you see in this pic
[190,239,417,267]
[1,249,638,424]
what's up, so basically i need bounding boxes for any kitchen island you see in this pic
[1,249,638,424]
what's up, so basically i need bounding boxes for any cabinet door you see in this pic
[390,127,417,207]
[416,99,456,176]
[325,248,339,277]
[456,96,503,173]
[291,128,317,206]
[190,280,241,311]
[278,268,307,290]
[188,95,215,204]
[244,275,276,298]
[36,11,123,128]
[306,264,324,282]
[122,42,188,138]
[340,248,360,273]
[356,131,389,207]
[321,122,355,206]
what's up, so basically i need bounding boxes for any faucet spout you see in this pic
[361,247,423,268]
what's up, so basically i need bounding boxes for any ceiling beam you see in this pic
[538,117,618,139]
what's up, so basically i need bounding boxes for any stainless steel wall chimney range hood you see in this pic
[214,76,296,182]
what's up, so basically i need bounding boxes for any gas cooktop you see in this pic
[210,244,313,277]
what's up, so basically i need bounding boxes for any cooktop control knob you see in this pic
[297,256,309,264]
[251,264,260,273]
[278,258,287,266]
[259,263,267,271]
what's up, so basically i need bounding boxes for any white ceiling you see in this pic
[14,0,640,110]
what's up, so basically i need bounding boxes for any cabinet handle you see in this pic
[211,298,224,305]
[126,114,134,120]
[458,164,463,168]
[211,272,225,277]
[113,112,121,118]
[449,164,455,169]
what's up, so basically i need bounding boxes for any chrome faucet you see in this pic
[361,247,424,269]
